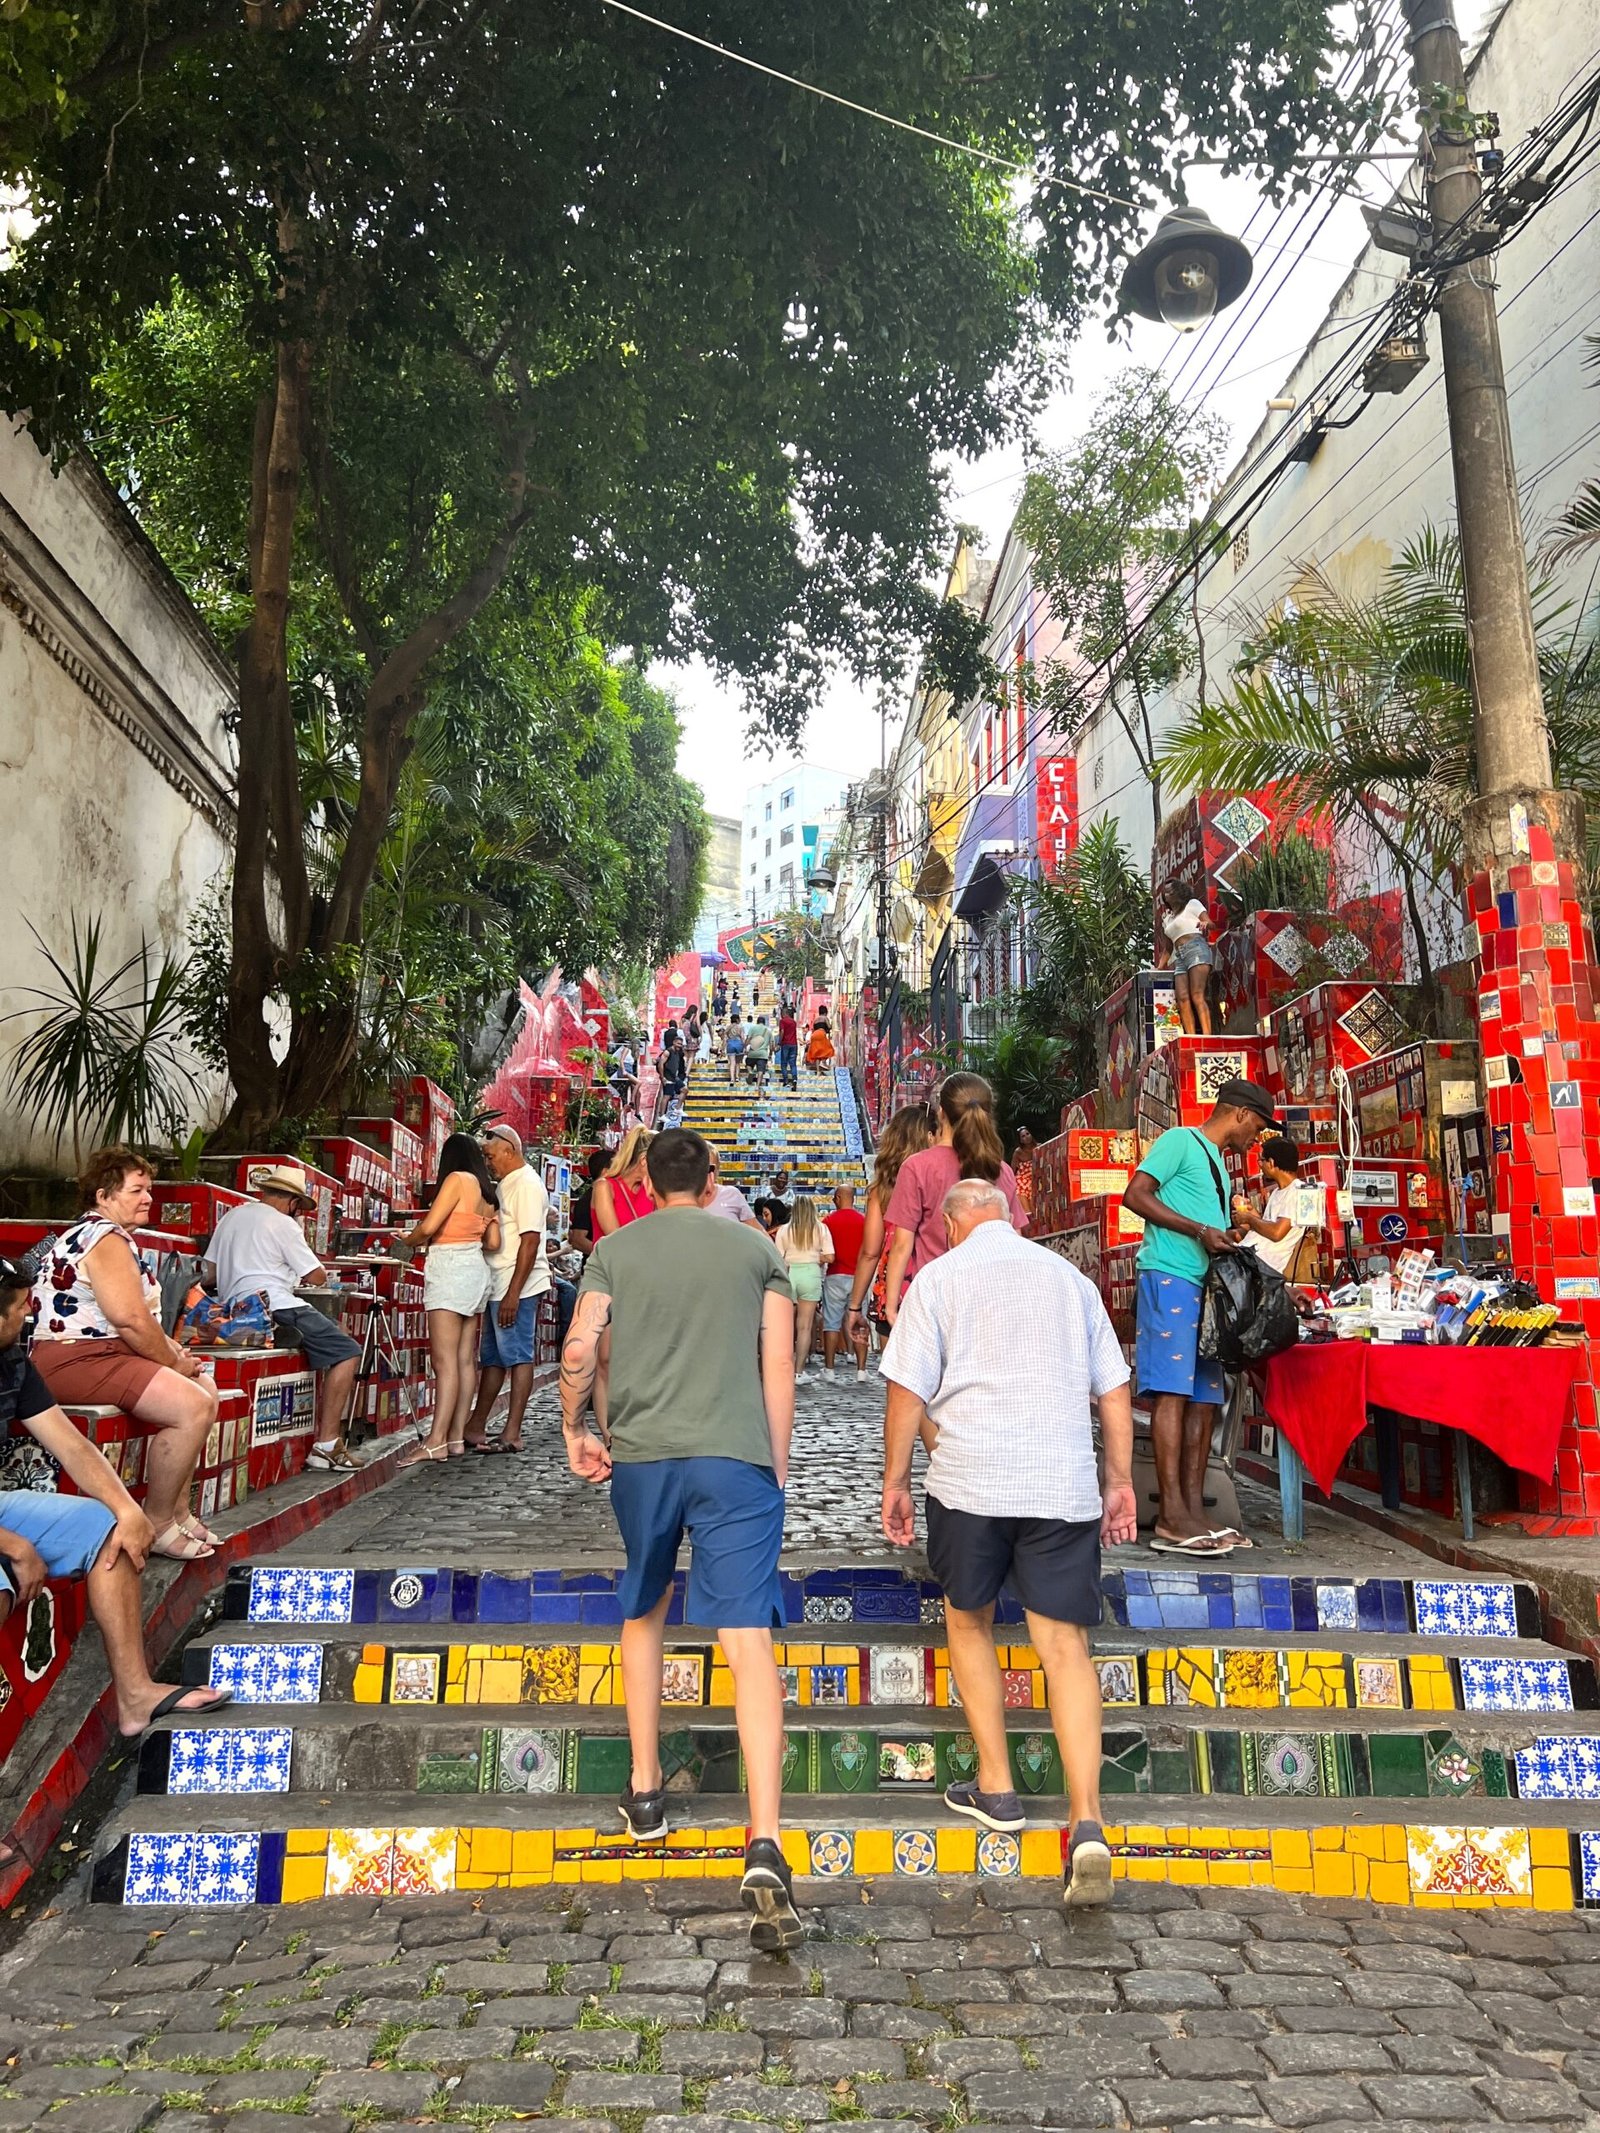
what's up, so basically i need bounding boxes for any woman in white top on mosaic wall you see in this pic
[1160,878,1214,1038]
[27,1147,220,1560]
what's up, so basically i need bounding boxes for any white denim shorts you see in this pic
[423,1244,492,1317]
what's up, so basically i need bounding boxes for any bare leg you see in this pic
[1027,1611,1102,1826]
[75,1548,231,1735]
[316,1355,357,1450]
[721,1626,785,1842]
[822,1329,840,1372]
[462,1364,504,1449]
[128,1370,216,1532]
[793,1301,817,1376]
[851,1317,869,1373]
[450,1316,480,1445]
[1150,1390,1210,1541]
[943,1601,1011,1795]
[500,1362,536,1449]
[1182,1398,1218,1525]
[419,1310,461,1452]
[620,1586,671,1791]
[1173,967,1198,1035]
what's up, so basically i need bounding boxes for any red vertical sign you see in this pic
[1035,756,1079,878]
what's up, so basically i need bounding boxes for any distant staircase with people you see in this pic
[676,1057,870,1202]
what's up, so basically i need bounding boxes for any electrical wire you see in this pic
[591,0,1144,213]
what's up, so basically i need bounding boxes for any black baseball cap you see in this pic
[1214,1077,1280,1126]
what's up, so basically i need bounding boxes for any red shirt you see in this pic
[823,1206,866,1275]
[884,1146,1028,1278]
[778,1014,798,1047]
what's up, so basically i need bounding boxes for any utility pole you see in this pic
[1402,0,1600,1527]
[1401,0,1550,799]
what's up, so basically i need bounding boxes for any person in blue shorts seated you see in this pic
[0,1258,232,1860]
[560,1127,804,1951]
[1122,1077,1275,1559]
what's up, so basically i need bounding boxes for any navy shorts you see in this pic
[926,1495,1102,1626]
[480,1292,539,1369]
[610,1457,785,1630]
[1135,1270,1226,1405]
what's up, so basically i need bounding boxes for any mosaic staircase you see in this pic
[676,1063,867,1200]
[89,1557,1600,1912]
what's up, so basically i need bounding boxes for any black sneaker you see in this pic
[1063,1819,1113,1907]
[944,1778,1026,1833]
[740,1836,807,1951]
[619,1784,668,1842]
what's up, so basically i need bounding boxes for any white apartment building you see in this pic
[740,762,852,921]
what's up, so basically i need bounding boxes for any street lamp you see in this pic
[1120,206,1254,331]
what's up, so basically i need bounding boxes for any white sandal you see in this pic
[150,1521,215,1561]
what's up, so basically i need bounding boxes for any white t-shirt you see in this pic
[1247,1183,1304,1276]
[210,1199,321,1314]
[486,1163,550,1301]
[1161,899,1209,945]
[706,1184,758,1224]
[881,1222,1128,1522]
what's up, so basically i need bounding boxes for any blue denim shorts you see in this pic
[1135,1270,1226,1405]
[1173,935,1214,974]
[610,1457,785,1630]
[479,1292,540,1369]
[0,1490,115,1593]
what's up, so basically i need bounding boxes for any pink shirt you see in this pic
[884,1147,1028,1279]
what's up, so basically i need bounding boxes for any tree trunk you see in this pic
[222,327,312,1145]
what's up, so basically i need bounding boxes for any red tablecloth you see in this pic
[1259,1341,1584,1498]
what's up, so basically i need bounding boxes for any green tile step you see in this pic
[129,1696,1598,1807]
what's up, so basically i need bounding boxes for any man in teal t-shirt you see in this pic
[1123,1079,1276,1558]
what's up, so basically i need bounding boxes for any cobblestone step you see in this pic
[88,1789,1592,1910]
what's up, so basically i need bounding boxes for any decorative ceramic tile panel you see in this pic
[1514,1737,1600,1802]
[893,1829,937,1876]
[869,1648,925,1706]
[1413,1580,1518,1639]
[496,1727,563,1794]
[976,1832,1020,1878]
[1459,1658,1573,1713]
[125,1831,260,1905]
[247,1568,355,1625]
[1315,1584,1358,1631]
[1579,1831,1600,1903]
[1406,1824,1532,1899]
[1354,1659,1406,1711]
[206,1642,324,1704]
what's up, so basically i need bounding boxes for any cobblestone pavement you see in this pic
[7,1875,1600,2130]
[326,1367,903,1561]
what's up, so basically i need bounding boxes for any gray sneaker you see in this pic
[1064,1819,1113,1906]
[943,1778,1025,1833]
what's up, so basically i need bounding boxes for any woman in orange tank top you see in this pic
[396,1134,501,1465]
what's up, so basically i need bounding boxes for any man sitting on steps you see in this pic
[560,1128,805,1950]
[0,1256,231,1863]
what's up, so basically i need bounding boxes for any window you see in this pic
[998,700,1009,785]
[984,715,994,786]
[765,801,772,819]
[750,860,757,875]
[780,864,795,889]
[765,875,771,894]
[780,826,794,847]
[781,788,794,810]
[764,838,772,857]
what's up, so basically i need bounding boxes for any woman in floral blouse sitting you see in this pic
[29,1147,220,1560]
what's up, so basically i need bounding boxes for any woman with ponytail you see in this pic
[879,1073,1027,1323]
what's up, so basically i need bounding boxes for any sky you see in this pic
[660,2,1495,816]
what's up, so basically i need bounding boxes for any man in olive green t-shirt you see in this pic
[562,1128,803,1951]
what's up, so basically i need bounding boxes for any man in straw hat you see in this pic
[207,1165,362,1471]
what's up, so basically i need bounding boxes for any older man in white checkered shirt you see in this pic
[880,1177,1137,1907]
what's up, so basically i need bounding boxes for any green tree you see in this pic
[961,1024,1078,1149]
[8,0,1370,1135]
[1013,819,1154,1092]
[1157,530,1600,1028]
[1016,367,1230,836]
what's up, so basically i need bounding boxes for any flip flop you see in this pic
[492,1441,523,1455]
[1150,1533,1235,1557]
[1208,1528,1254,1550]
[122,1685,234,1739]
[398,1444,450,1469]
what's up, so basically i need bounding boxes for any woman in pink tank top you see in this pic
[591,1127,655,1235]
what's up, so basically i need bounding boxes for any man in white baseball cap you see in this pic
[207,1166,362,1470]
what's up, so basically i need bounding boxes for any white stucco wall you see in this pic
[0,416,238,1169]
[1075,0,1600,888]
